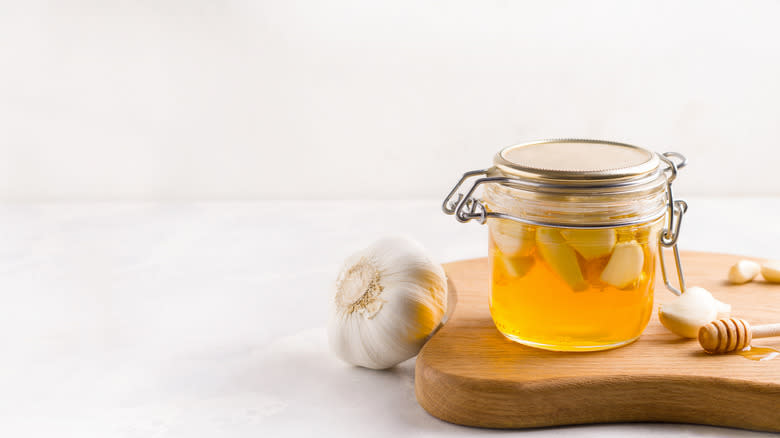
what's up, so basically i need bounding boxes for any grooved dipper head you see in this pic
[698,318,752,354]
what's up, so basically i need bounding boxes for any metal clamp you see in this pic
[442,169,490,223]
[657,152,688,296]
[442,170,669,230]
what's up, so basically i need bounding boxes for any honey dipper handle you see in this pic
[752,323,780,339]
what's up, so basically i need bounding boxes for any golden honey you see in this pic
[738,346,780,361]
[488,219,662,351]
[443,139,689,352]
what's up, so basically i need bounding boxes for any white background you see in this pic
[2,0,780,200]
[3,3,780,438]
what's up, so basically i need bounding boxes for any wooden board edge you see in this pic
[415,357,780,431]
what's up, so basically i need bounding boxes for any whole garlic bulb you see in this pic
[328,236,447,370]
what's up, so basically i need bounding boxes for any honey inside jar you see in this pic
[442,139,689,352]
[488,218,663,351]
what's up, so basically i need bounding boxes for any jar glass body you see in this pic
[484,182,667,351]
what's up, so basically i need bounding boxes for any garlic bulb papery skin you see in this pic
[328,236,448,370]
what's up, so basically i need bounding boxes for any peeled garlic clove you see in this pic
[536,228,587,291]
[560,229,616,260]
[499,254,535,278]
[600,241,644,288]
[761,260,780,283]
[328,236,447,370]
[727,260,761,284]
[490,219,535,257]
[658,286,728,338]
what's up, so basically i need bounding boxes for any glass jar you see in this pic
[443,139,689,352]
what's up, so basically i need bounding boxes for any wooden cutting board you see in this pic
[415,251,780,432]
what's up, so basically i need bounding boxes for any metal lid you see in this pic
[493,139,661,185]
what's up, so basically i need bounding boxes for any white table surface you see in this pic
[2,198,779,437]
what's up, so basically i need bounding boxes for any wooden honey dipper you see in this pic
[698,318,780,354]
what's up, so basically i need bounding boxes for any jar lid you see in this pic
[493,139,662,186]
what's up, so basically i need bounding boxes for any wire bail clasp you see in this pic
[442,169,491,224]
[657,152,688,296]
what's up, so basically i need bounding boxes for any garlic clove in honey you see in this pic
[490,219,535,257]
[761,260,780,283]
[536,228,587,291]
[328,236,447,370]
[727,260,761,284]
[658,286,730,338]
[561,229,617,261]
[498,254,535,278]
[600,241,644,288]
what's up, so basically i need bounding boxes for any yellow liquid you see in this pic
[489,220,661,351]
[738,346,779,361]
